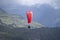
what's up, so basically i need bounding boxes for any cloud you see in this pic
[0,0,60,9]
[17,0,52,6]
[54,0,60,9]
[17,0,60,9]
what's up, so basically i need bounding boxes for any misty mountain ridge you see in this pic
[30,4,59,27]
[0,8,44,29]
[1,4,60,27]
[0,8,60,40]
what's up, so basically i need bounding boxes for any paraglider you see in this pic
[26,10,33,29]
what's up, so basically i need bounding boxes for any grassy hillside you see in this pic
[0,8,44,29]
[0,13,44,28]
[0,9,44,28]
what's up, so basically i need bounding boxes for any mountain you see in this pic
[3,4,60,27]
[0,8,44,28]
[55,21,60,27]
[0,8,60,40]
[30,4,60,27]
[0,8,7,14]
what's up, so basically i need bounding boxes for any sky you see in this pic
[0,0,60,9]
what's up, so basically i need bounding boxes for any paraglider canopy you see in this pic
[26,10,33,28]
[26,10,33,24]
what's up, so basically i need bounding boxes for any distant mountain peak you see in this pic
[0,8,7,14]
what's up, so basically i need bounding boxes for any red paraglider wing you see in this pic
[26,11,32,24]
